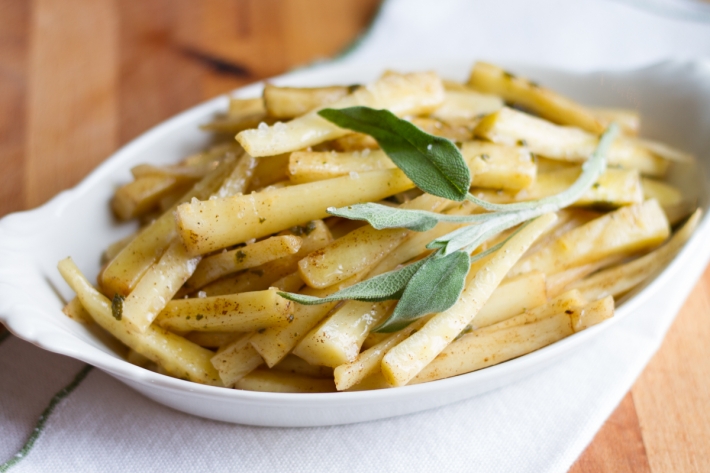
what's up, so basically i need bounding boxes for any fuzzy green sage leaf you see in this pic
[318,107,471,201]
[375,250,471,332]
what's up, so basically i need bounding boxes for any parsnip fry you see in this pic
[288,150,392,184]
[511,199,670,277]
[570,296,614,332]
[591,107,640,136]
[234,369,336,393]
[62,297,92,324]
[111,175,188,221]
[431,90,503,122]
[200,221,332,297]
[185,235,302,291]
[263,84,352,119]
[461,141,536,191]
[334,318,429,391]
[522,166,643,207]
[473,289,587,337]
[381,212,557,386]
[101,155,239,297]
[410,313,574,384]
[467,61,605,134]
[176,169,414,255]
[185,331,242,349]
[58,258,221,386]
[273,355,334,378]
[298,193,447,289]
[569,209,701,301]
[121,239,200,332]
[641,177,689,224]
[237,71,445,157]
[475,107,668,177]
[156,288,291,333]
[289,143,535,191]
[473,271,548,328]
[210,334,264,387]
[249,272,367,367]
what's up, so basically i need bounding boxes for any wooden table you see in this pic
[1,1,708,471]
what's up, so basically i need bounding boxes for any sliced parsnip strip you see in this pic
[111,175,188,221]
[249,272,367,367]
[101,156,239,297]
[473,289,587,337]
[298,193,448,289]
[462,141,536,191]
[430,90,503,122]
[570,296,615,331]
[273,355,334,378]
[411,295,613,385]
[291,204,481,368]
[381,213,558,386]
[234,369,336,393]
[185,331,242,349]
[630,137,695,163]
[58,258,222,386]
[263,84,352,119]
[471,167,643,209]
[247,153,290,192]
[185,235,302,291]
[590,107,640,136]
[210,334,264,387]
[533,167,642,207]
[410,313,574,385]
[294,299,396,368]
[200,221,332,297]
[510,199,670,277]
[237,72,444,157]
[475,107,668,177]
[155,288,291,333]
[472,271,548,329]
[288,150,392,184]
[102,231,138,265]
[176,169,415,256]
[121,240,200,332]
[545,254,625,298]
[641,177,690,224]
[334,317,430,391]
[409,117,473,142]
[62,297,92,324]
[568,209,701,301]
[289,142,535,191]
[116,154,259,331]
[467,61,605,134]
[271,271,305,293]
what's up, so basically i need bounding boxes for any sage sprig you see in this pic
[280,106,620,332]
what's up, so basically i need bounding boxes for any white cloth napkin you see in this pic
[2,1,710,471]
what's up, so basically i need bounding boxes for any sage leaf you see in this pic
[278,258,428,305]
[318,107,471,201]
[375,250,471,332]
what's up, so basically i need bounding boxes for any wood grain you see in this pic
[570,393,651,473]
[25,0,119,208]
[0,1,709,471]
[631,264,710,473]
[0,0,29,216]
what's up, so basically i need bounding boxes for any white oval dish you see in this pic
[1,60,709,427]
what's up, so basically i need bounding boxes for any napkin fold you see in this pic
[3,1,710,472]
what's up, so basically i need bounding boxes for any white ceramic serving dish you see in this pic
[1,60,709,427]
